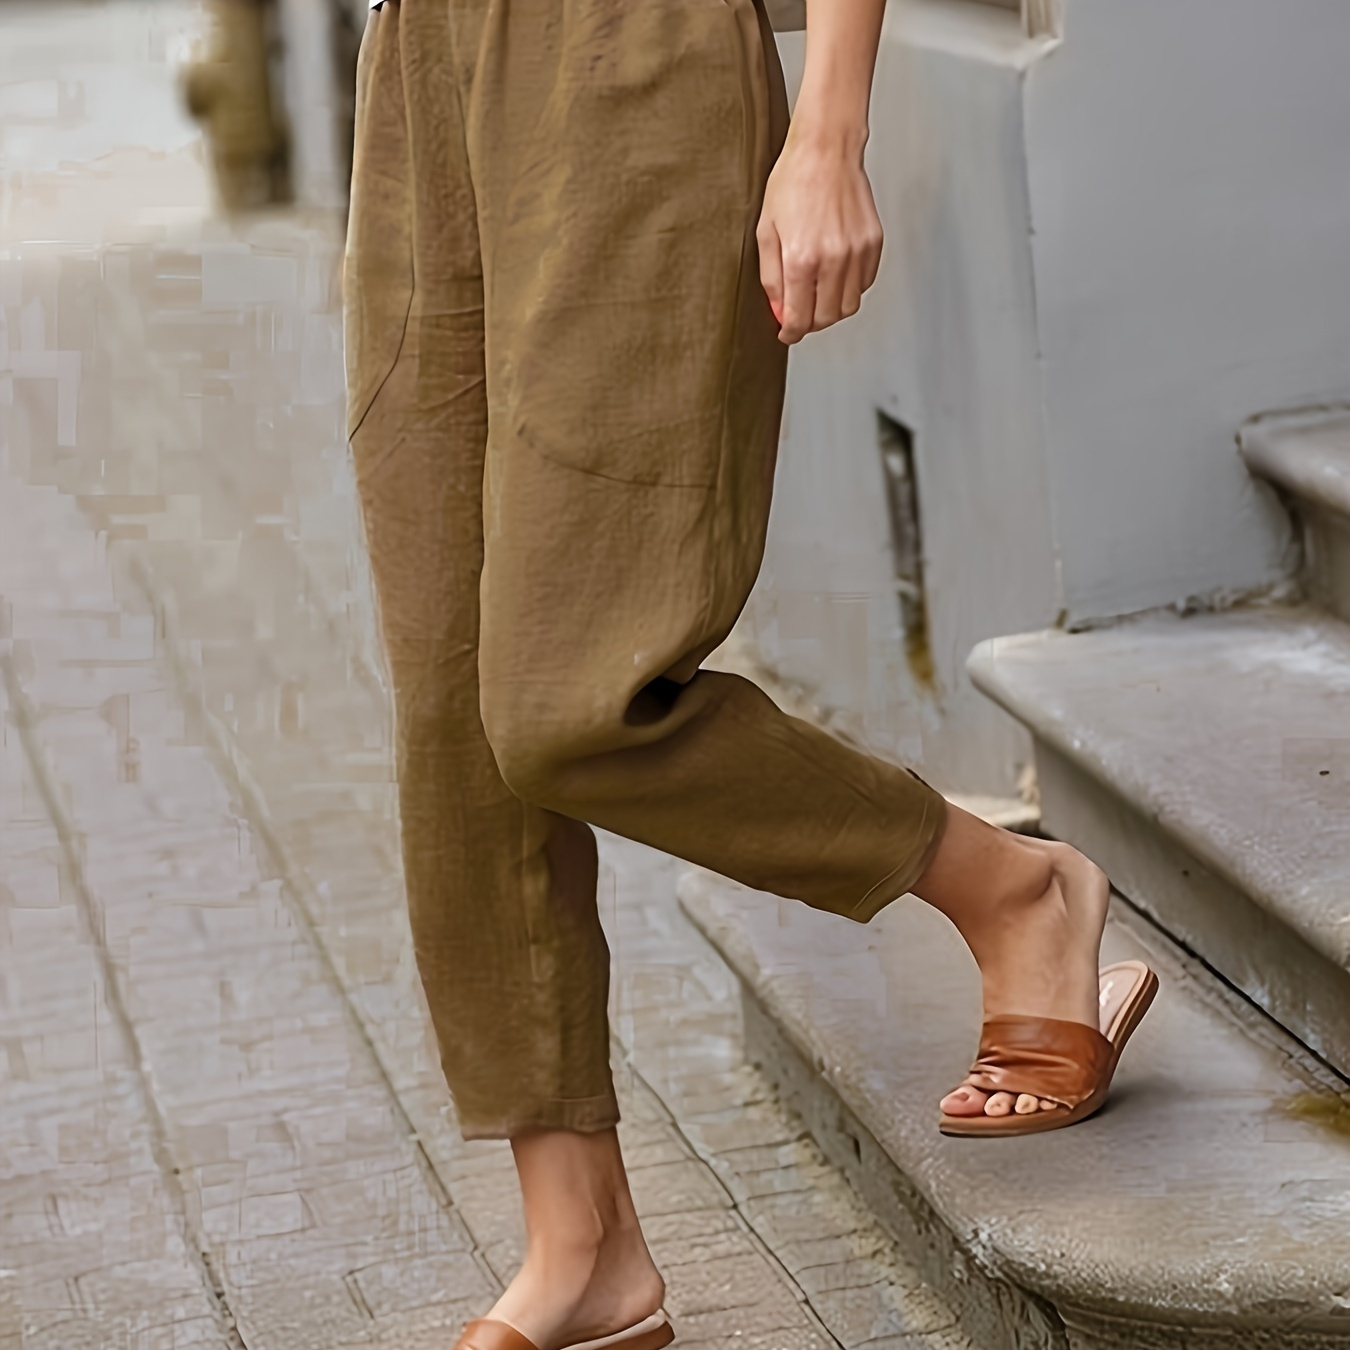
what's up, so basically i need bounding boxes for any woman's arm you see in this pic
[756,0,888,344]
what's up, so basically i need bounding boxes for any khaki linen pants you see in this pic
[344,0,948,1139]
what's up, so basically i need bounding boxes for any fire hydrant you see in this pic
[182,0,291,211]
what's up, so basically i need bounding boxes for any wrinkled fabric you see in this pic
[964,1015,1115,1109]
[344,0,949,1139]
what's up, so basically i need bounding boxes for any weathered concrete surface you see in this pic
[1241,409,1350,622]
[680,866,1350,1349]
[968,608,1350,1076]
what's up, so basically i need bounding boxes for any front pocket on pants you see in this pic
[486,0,757,489]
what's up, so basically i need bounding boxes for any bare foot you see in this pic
[487,1130,665,1350]
[914,815,1109,1119]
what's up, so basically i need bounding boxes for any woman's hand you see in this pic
[756,130,883,345]
[756,0,888,345]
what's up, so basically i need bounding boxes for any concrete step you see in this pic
[679,868,1350,1350]
[1241,408,1350,621]
[967,605,1350,1078]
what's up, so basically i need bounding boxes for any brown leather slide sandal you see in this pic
[454,1311,676,1350]
[939,959,1159,1138]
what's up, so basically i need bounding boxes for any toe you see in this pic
[1039,1099,1058,1111]
[940,1085,990,1117]
[1014,1094,1041,1115]
[984,1092,1016,1117]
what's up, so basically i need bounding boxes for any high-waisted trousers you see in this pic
[343,0,949,1139]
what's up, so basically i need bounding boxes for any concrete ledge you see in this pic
[968,607,1350,1075]
[1033,741,1350,1078]
[1241,409,1350,620]
[1241,408,1350,524]
[679,867,1350,1349]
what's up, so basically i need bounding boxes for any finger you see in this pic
[859,222,883,295]
[810,244,848,333]
[756,218,785,330]
[779,249,818,345]
[839,250,866,322]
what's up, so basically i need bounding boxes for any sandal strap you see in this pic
[962,1014,1113,1109]
[456,1322,541,1350]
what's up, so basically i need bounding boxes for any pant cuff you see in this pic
[457,1089,621,1142]
[849,771,950,925]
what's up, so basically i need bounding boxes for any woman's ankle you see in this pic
[914,806,1056,935]
[494,1126,665,1345]
[984,838,1060,916]
[512,1128,634,1231]
[492,1213,664,1349]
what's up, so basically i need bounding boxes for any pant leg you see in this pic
[461,0,950,921]
[344,0,618,1140]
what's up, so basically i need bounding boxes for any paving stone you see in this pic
[646,1222,764,1272]
[349,1253,495,1317]
[0,685,228,1348]
[674,1318,836,1350]
[611,1133,695,1171]
[230,1280,373,1349]
[718,1149,841,1203]
[677,1106,806,1156]
[9,1319,124,1350]
[625,1159,735,1218]
[361,1299,483,1348]
[793,1258,906,1297]
[855,1337,957,1350]
[740,1191,870,1250]
[478,1237,525,1287]
[663,1251,806,1319]
[632,1205,745,1249]
[806,1285,947,1347]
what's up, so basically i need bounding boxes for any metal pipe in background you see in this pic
[181,0,365,214]
[182,0,292,211]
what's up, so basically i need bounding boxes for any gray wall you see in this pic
[1026,0,1349,621]
[742,0,1350,795]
